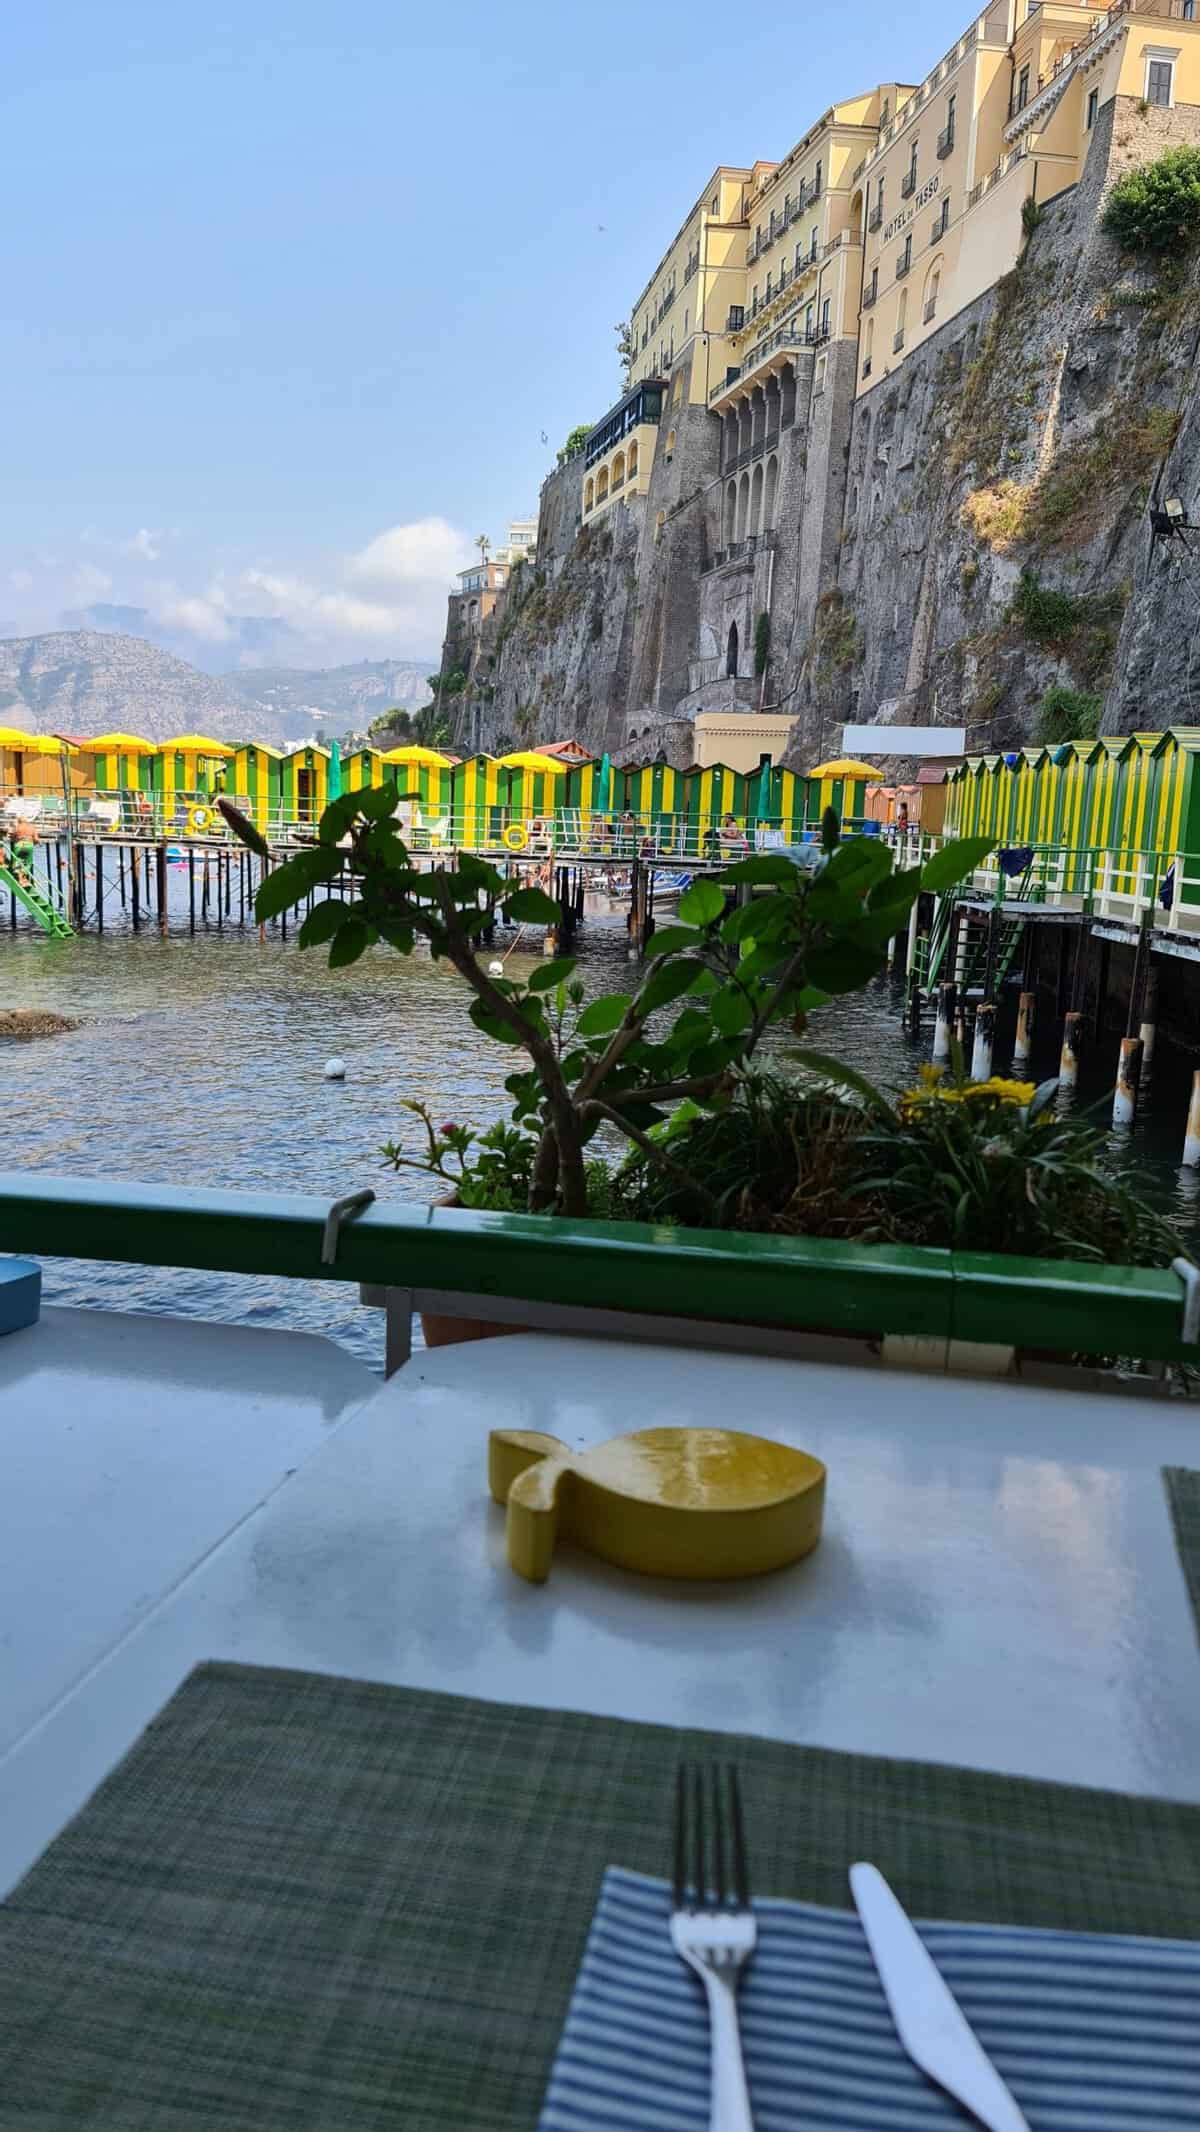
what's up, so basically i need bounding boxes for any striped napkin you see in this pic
[538,1867,1200,2131]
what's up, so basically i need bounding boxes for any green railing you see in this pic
[1,1172,1195,1364]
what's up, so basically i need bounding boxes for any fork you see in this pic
[671,1764,757,2132]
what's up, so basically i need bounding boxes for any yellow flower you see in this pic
[966,1077,1036,1105]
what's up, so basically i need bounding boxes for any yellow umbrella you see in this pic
[496,749,569,773]
[380,744,456,766]
[808,757,886,780]
[0,728,75,755]
[160,734,235,756]
[80,731,158,753]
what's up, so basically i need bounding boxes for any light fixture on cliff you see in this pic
[1150,496,1197,550]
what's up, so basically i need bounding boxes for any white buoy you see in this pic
[488,960,504,977]
[323,1057,346,1081]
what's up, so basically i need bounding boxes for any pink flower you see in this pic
[440,1121,458,1136]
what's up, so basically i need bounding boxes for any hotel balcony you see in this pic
[900,167,917,199]
[867,203,882,232]
[936,124,955,160]
[862,282,878,309]
[895,251,912,279]
[893,329,906,353]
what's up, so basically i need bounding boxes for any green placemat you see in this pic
[1166,1465,1200,1642]
[1,1662,1198,2130]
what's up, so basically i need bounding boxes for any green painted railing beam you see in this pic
[0,1171,1193,1361]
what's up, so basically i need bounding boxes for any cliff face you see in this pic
[454,94,1200,767]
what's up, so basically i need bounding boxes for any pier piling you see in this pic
[1012,991,1035,1070]
[156,841,168,937]
[1183,1071,1200,1169]
[970,1002,995,1083]
[1111,1036,1142,1130]
[932,981,957,1065]
[1059,1009,1083,1091]
[1138,969,1158,1069]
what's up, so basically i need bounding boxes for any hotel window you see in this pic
[881,97,890,125]
[908,141,918,185]
[712,192,719,212]
[939,195,950,236]
[805,301,815,338]
[876,176,884,215]
[1015,64,1030,113]
[1146,57,1174,108]
[1184,0,1195,18]
[1086,86,1099,128]
[795,241,804,272]
[820,295,831,337]
[809,222,818,260]
[814,158,823,194]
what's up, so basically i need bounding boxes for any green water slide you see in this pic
[0,863,73,938]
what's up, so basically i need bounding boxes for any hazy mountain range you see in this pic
[0,630,436,747]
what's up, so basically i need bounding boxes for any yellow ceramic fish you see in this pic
[488,1426,826,1584]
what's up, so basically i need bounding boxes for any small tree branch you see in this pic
[580,1100,719,1221]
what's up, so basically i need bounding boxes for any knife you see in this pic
[850,1863,1032,2132]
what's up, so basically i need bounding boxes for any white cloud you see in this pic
[124,527,161,562]
[348,517,472,589]
[71,563,112,602]
[8,569,33,591]
[154,588,233,642]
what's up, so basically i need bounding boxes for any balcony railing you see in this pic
[867,203,883,232]
[862,358,872,378]
[931,211,948,244]
[900,167,917,198]
[726,306,744,332]
[923,299,937,324]
[895,250,912,278]
[893,330,906,353]
[937,124,955,159]
[862,281,878,309]
[823,231,860,257]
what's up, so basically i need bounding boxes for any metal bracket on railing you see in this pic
[1172,1256,1200,1347]
[321,1188,377,1267]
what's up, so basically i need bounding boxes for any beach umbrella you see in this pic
[379,745,456,767]
[495,749,569,773]
[807,757,885,780]
[0,728,75,755]
[328,739,343,800]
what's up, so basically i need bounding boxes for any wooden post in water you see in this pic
[1012,991,1035,1070]
[932,981,956,1065]
[970,1002,996,1082]
[1059,1009,1083,1091]
[157,841,168,937]
[130,844,140,931]
[1112,1035,1142,1129]
[259,855,267,945]
[216,851,224,931]
[1138,968,1158,1069]
[188,849,196,933]
[95,845,104,933]
[117,845,125,910]
[1182,1071,1200,1168]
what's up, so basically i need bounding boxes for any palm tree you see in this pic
[476,534,491,564]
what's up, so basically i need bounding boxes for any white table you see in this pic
[1,1323,1199,1894]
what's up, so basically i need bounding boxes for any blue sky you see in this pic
[3,0,972,670]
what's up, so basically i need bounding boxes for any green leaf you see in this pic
[1028,1076,1059,1121]
[710,984,754,1036]
[806,941,884,994]
[922,837,994,893]
[318,790,365,846]
[455,854,504,893]
[328,918,369,969]
[639,959,704,1013]
[678,878,727,926]
[663,1006,714,1058]
[821,838,893,893]
[298,898,349,947]
[503,886,561,923]
[576,993,633,1036]
[469,1001,529,1045]
[254,848,338,922]
[789,1047,894,1116]
[868,864,923,913]
[721,894,791,943]
[645,924,702,959]
[358,780,402,821]
[216,798,270,858]
[527,957,577,991]
[716,853,800,885]
[790,985,832,1013]
[376,922,415,953]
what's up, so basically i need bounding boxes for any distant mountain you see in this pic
[219,659,435,729]
[0,631,435,747]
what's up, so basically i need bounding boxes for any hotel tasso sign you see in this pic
[882,172,939,245]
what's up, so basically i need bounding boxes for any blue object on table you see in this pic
[998,845,1034,878]
[0,1258,40,1335]
[538,1867,1200,2132]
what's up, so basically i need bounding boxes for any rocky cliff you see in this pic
[452,94,1200,768]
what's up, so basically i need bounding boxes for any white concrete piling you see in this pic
[1059,1010,1082,1090]
[1183,1070,1200,1169]
[970,1002,996,1083]
[905,895,920,977]
[1012,991,1035,1070]
[932,982,956,1065]
[1111,1036,1142,1129]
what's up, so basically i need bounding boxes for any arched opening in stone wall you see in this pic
[596,464,610,503]
[764,454,779,531]
[723,480,737,545]
[751,388,766,450]
[780,361,796,429]
[666,428,677,462]
[736,470,750,541]
[750,461,764,537]
[723,410,738,470]
[611,450,626,491]
[584,478,594,512]
[628,440,639,478]
[726,621,739,678]
[849,187,864,245]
